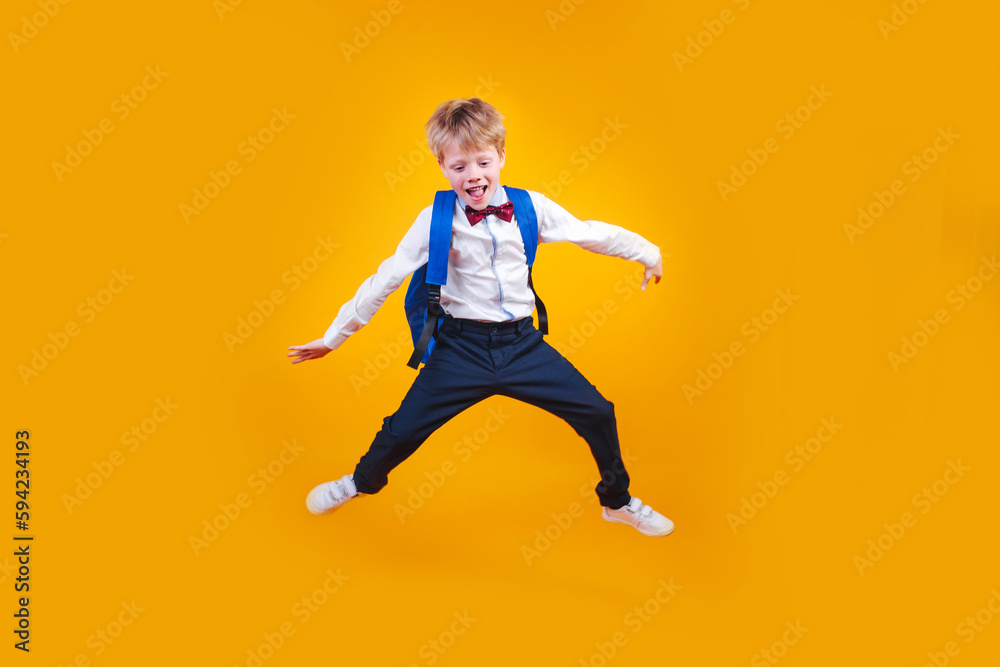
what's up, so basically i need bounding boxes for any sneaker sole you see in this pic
[306,490,350,516]
[603,511,675,537]
[306,498,340,515]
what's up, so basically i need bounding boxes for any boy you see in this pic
[288,98,672,537]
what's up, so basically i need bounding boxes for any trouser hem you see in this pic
[352,469,379,495]
[600,493,632,509]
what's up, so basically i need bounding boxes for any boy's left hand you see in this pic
[641,258,662,291]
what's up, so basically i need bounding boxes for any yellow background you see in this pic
[4,0,999,665]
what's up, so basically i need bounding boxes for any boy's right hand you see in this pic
[641,258,663,291]
[287,338,333,364]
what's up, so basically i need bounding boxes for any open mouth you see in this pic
[465,185,488,201]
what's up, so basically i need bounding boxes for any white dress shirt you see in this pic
[322,186,660,350]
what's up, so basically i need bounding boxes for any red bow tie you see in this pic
[465,201,514,226]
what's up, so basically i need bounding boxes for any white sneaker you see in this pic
[602,497,674,537]
[306,474,363,515]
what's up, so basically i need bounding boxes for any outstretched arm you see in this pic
[532,191,663,283]
[287,207,432,364]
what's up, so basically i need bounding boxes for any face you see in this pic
[438,141,506,210]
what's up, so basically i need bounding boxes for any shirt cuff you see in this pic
[322,331,349,351]
[641,243,661,268]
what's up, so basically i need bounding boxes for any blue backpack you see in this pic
[403,186,548,369]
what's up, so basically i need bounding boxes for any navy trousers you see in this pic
[352,313,632,508]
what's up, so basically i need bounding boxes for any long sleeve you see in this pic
[322,206,432,350]
[530,191,661,268]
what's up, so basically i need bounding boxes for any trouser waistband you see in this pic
[440,313,533,335]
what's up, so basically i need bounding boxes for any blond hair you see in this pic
[425,98,506,162]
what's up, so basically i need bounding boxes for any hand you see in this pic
[641,258,663,291]
[287,338,333,364]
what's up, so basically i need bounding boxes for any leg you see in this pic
[494,326,632,508]
[352,324,496,494]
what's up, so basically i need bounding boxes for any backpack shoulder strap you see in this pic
[406,190,455,369]
[426,190,456,285]
[504,186,538,266]
[503,186,548,334]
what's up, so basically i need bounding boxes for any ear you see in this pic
[498,147,506,169]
